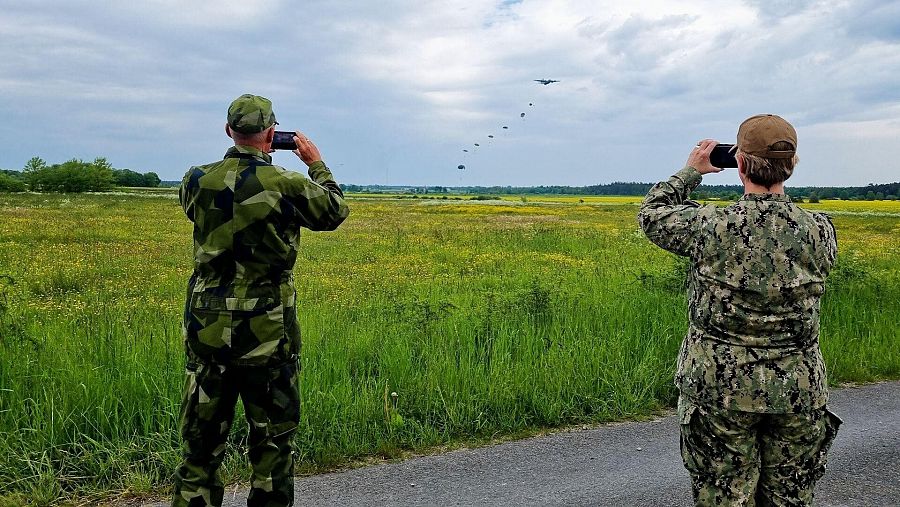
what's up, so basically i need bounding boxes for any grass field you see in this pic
[0,192,898,505]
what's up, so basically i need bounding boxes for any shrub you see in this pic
[26,158,115,193]
[0,173,26,192]
[112,169,161,188]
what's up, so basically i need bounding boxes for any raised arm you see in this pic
[287,131,349,231]
[638,140,722,257]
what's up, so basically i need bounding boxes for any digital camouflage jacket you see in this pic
[638,166,837,413]
[179,145,349,367]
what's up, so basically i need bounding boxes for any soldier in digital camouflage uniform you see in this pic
[638,114,842,506]
[173,94,349,507]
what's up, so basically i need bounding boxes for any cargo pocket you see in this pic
[189,291,282,362]
[812,407,842,480]
[267,360,301,438]
[678,397,698,425]
[677,398,701,476]
[179,362,201,442]
[283,305,301,361]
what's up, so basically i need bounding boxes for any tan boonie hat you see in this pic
[227,94,278,134]
[736,114,797,159]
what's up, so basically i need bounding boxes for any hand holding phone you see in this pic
[272,131,298,150]
[687,139,724,174]
[710,144,738,168]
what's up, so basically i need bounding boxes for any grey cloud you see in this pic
[0,0,898,187]
[839,0,900,41]
[742,0,819,21]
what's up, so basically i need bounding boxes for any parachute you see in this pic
[457,79,558,173]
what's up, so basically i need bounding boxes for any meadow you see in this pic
[0,191,898,505]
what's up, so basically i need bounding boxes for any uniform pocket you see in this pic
[811,406,842,480]
[267,360,301,438]
[821,407,842,452]
[678,397,698,425]
[187,289,284,363]
[191,292,277,312]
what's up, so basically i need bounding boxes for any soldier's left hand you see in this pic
[688,139,723,175]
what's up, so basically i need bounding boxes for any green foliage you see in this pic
[23,156,46,174]
[0,173,26,192]
[14,156,160,192]
[143,172,161,187]
[24,159,115,193]
[112,169,144,187]
[112,169,162,188]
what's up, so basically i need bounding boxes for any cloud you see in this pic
[0,0,897,186]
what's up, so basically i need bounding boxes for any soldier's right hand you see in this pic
[293,131,323,167]
[687,139,723,175]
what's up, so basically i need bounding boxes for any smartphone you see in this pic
[710,144,737,168]
[272,131,297,150]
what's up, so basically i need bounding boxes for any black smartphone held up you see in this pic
[272,131,297,150]
[710,143,738,168]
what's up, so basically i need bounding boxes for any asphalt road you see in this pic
[152,381,900,506]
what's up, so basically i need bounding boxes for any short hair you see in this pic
[231,128,270,145]
[737,141,798,188]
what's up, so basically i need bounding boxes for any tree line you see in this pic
[344,181,900,201]
[0,157,160,193]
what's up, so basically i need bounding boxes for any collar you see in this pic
[739,193,793,203]
[224,145,272,164]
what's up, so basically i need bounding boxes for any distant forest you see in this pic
[1,157,160,193]
[12,170,897,202]
[344,181,900,202]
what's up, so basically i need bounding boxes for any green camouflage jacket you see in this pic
[179,145,349,366]
[638,166,837,413]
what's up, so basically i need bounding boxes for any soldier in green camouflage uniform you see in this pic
[172,94,349,507]
[638,115,841,506]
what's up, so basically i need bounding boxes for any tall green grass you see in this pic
[0,193,897,504]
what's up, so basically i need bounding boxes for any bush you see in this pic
[0,173,26,192]
[26,158,115,193]
[112,169,161,188]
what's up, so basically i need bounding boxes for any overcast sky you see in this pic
[1,0,898,187]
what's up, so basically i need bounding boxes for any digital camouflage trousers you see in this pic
[172,359,301,507]
[679,396,841,507]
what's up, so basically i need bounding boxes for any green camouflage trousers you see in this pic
[679,396,841,507]
[172,359,301,507]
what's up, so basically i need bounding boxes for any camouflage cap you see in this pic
[227,94,278,134]
[736,114,797,159]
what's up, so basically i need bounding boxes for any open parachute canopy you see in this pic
[456,79,558,172]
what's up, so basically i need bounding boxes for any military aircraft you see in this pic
[534,79,559,85]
